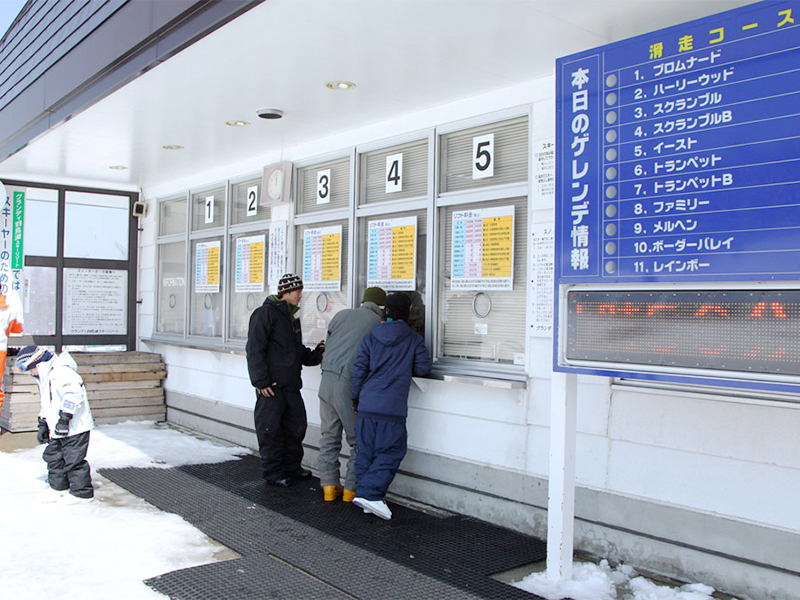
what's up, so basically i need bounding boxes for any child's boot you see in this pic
[342,489,355,502]
[323,484,343,501]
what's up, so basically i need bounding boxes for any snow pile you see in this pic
[0,421,250,600]
[513,559,732,600]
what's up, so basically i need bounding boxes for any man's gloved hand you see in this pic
[314,341,325,356]
[37,417,50,444]
[54,411,72,437]
[352,397,359,412]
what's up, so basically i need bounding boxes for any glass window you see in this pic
[231,178,269,225]
[191,186,226,231]
[64,191,130,260]
[437,196,528,365]
[359,139,428,205]
[357,208,427,338]
[295,219,349,345]
[228,231,269,340]
[439,115,529,194]
[22,188,58,257]
[159,197,187,236]
[296,156,351,214]
[22,266,56,335]
[156,241,186,335]
[190,236,224,338]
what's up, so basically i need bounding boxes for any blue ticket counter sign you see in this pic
[554,2,800,391]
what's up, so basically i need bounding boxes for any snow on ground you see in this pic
[0,421,250,600]
[2,421,735,600]
[512,559,736,600]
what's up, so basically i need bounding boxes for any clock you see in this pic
[261,161,293,205]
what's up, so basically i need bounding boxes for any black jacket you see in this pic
[246,296,323,390]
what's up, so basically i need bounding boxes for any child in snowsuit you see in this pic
[16,346,95,501]
[351,293,431,520]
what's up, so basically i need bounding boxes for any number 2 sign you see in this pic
[472,133,494,179]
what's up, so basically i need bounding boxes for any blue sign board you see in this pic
[554,2,800,390]
[556,1,800,283]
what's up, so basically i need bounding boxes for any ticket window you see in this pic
[228,178,270,341]
[156,197,188,336]
[189,186,226,339]
[436,115,529,368]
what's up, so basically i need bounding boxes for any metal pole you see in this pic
[546,370,578,581]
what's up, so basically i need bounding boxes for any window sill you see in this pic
[416,368,527,391]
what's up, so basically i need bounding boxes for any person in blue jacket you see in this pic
[350,293,431,520]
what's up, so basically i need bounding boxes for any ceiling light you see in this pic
[325,80,356,91]
[162,144,184,150]
[108,165,128,170]
[226,120,250,127]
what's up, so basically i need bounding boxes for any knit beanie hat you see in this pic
[384,293,412,321]
[361,287,387,307]
[277,273,303,297]
[15,345,53,372]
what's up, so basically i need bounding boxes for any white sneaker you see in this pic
[353,497,392,520]
[61,493,95,505]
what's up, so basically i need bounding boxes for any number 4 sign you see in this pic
[473,133,494,179]
[386,153,403,193]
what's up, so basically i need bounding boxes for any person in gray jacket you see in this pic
[317,286,386,502]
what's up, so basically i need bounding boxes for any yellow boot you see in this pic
[342,489,355,503]
[323,484,343,501]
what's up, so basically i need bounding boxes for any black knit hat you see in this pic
[15,345,53,372]
[384,293,411,321]
[277,273,303,297]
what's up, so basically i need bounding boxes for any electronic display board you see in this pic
[554,2,800,389]
[567,289,800,376]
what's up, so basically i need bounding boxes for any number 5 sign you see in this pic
[473,133,494,179]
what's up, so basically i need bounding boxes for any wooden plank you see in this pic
[93,412,165,425]
[80,370,167,383]
[83,380,162,390]
[86,388,164,401]
[89,397,165,410]
[72,352,163,366]
[92,406,167,418]
[76,363,167,375]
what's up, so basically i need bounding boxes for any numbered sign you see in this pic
[246,186,258,217]
[204,196,215,223]
[472,134,494,179]
[385,153,403,193]
[317,169,331,204]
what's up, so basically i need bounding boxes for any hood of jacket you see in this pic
[266,294,300,317]
[370,320,413,347]
[36,350,78,381]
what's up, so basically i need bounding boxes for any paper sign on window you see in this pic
[195,240,220,293]
[367,216,417,291]
[451,205,514,290]
[303,225,342,291]
[235,235,265,293]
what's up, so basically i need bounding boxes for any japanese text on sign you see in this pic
[451,205,514,291]
[235,235,265,293]
[367,216,417,291]
[303,225,342,292]
[195,240,220,293]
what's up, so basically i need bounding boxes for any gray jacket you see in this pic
[320,302,383,380]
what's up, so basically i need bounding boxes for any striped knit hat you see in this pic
[15,345,53,372]
[277,273,303,297]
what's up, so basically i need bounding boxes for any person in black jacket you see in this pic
[350,293,431,519]
[246,273,324,487]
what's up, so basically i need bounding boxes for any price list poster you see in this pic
[303,225,342,292]
[451,205,514,290]
[195,240,220,293]
[235,235,264,293]
[367,216,417,290]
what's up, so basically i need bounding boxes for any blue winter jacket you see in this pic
[351,320,432,420]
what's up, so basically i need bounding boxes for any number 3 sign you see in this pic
[472,133,494,179]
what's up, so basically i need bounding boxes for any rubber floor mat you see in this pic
[102,454,547,599]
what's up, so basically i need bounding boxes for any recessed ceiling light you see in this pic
[226,120,250,127]
[325,80,356,91]
[162,144,184,150]
[108,165,128,170]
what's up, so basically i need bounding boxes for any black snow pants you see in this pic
[254,387,307,481]
[43,431,93,498]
